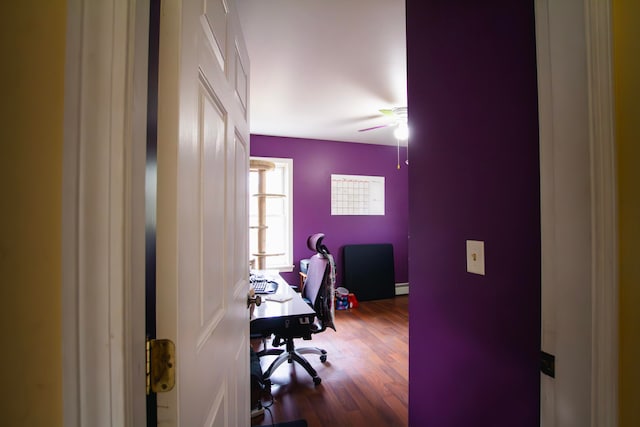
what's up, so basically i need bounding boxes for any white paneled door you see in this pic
[156,0,251,425]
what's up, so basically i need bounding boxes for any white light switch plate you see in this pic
[466,240,485,275]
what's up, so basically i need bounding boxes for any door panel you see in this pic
[156,0,250,425]
[200,80,226,329]
[203,0,228,70]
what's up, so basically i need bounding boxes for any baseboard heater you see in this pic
[342,243,396,301]
[395,283,409,296]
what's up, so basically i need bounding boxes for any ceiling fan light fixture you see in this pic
[394,122,409,140]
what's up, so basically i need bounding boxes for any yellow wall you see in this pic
[613,1,640,426]
[0,1,66,425]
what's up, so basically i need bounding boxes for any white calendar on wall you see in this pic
[331,174,385,216]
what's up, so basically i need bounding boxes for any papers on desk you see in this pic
[264,294,292,303]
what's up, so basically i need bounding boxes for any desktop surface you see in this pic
[250,270,315,332]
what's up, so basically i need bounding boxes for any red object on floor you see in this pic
[347,293,359,309]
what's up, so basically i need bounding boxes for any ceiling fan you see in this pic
[358,106,409,169]
[358,106,409,141]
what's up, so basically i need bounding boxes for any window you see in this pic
[249,157,293,271]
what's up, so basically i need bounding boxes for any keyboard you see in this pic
[251,278,278,294]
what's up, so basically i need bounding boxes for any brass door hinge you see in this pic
[146,337,176,395]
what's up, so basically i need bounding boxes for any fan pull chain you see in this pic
[397,138,400,169]
[406,143,409,165]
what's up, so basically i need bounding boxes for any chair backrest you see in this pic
[303,254,328,311]
[303,233,336,332]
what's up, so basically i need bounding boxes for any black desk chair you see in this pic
[259,233,336,386]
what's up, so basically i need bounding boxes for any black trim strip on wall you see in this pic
[146,0,161,425]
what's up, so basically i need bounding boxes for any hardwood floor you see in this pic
[251,296,408,427]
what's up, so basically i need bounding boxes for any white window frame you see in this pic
[249,156,294,272]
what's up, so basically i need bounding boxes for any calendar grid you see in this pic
[331,174,385,216]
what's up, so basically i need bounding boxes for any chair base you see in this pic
[260,343,327,386]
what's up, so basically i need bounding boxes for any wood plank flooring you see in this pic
[251,296,408,427]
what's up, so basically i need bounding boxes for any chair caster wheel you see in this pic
[313,377,321,386]
[320,355,327,363]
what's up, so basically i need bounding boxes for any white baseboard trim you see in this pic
[395,282,409,296]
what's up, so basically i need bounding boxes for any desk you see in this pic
[250,271,316,337]
[250,270,328,386]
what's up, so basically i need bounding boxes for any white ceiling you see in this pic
[236,0,407,146]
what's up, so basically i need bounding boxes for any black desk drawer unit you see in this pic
[342,243,395,301]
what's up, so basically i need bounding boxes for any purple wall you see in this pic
[407,1,541,426]
[250,134,408,288]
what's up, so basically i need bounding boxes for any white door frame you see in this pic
[536,0,618,425]
[584,1,618,424]
[63,0,618,425]
[62,0,149,425]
